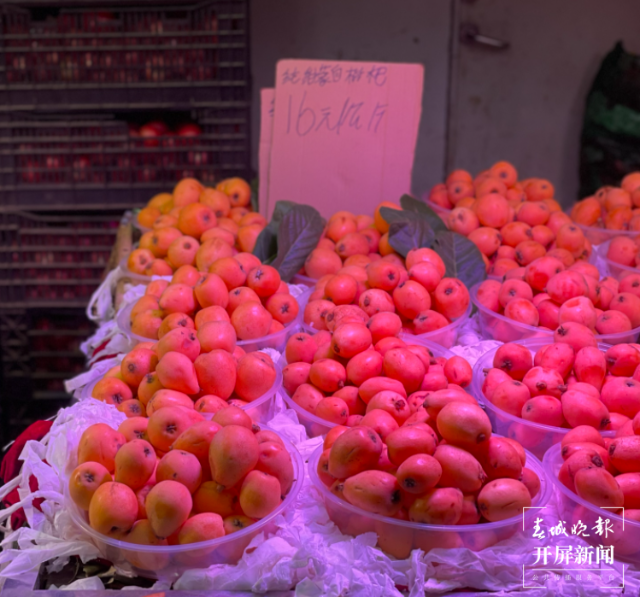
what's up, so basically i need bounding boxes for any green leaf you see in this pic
[271,200,299,224]
[379,206,412,226]
[271,205,325,282]
[400,194,448,232]
[432,230,487,288]
[387,220,435,257]
[252,200,298,262]
[380,201,447,241]
[252,226,277,263]
[381,203,440,256]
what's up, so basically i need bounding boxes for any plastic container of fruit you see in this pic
[282,337,455,438]
[65,427,303,581]
[116,288,311,354]
[596,239,639,281]
[470,338,615,459]
[471,282,554,344]
[486,247,598,283]
[573,221,640,247]
[299,293,470,350]
[408,302,472,349]
[543,444,640,564]
[308,441,552,557]
[80,361,283,423]
[470,282,640,345]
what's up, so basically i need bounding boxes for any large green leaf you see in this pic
[432,230,487,288]
[400,194,448,232]
[252,227,277,263]
[380,200,447,240]
[252,200,298,262]
[388,220,435,256]
[379,206,413,226]
[271,204,325,281]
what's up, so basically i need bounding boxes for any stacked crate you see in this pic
[0,0,250,208]
[0,208,122,443]
[0,0,250,444]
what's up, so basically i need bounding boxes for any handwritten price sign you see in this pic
[264,59,424,220]
[284,92,388,137]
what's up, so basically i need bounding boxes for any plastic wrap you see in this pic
[4,392,640,593]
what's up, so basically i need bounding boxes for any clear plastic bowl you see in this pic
[408,302,472,349]
[471,282,554,344]
[574,221,640,247]
[485,248,597,283]
[116,288,311,354]
[80,362,282,423]
[543,444,640,564]
[66,427,303,581]
[470,338,614,459]
[309,441,552,557]
[282,337,455,438]
[470,282,640,345]
[299,293,471,350]
[596,239,640,281]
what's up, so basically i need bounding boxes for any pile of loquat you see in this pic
[303,247,470,341]
[427,162,593,278]
[129,176,266,276]
[572,172,640,233]
[69,409,295,550]
[126,261,299,343]
[474,254,640,339]
[314,398,541,554]
[299,203,403,281]
[481,338,640,434]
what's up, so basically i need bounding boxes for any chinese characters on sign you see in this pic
[281,64,388,87]
[280,64,389,138]
[265,59,423,220]
[284,93,388,137]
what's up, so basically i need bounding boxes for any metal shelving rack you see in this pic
[0,0,251,443]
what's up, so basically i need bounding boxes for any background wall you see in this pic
[250,0,640,206]
[249,0,451,199]
[450,0,640,206]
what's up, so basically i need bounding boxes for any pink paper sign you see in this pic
[258,88,275,218]
[266,59,424,220]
